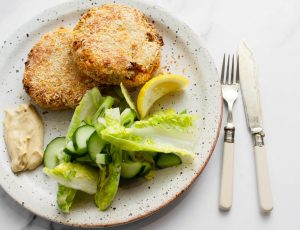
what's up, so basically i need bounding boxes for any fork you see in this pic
[219,54,239,211]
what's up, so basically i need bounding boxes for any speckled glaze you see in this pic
[0,0,222,227]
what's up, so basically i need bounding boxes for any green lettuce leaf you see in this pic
[57,184,77,213]
[57,88,102,213]
[120,82,139,118]
[95,145,122,211]
[56,140,76,213]
[66,87,102,142]
[91,96,114,124]
[101,110,196,162]
[44,163,98,194]
[105,108,120,127]
[94,109,122,211]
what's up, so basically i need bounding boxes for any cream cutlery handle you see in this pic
[254,145,273,212]
[219,142,234,211]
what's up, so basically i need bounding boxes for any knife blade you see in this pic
[238,41,273,212]
[238,42,264,134]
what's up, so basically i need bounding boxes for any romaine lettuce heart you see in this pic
[101,110,196,162]
[44,163,98,194]
[67,87,102,141]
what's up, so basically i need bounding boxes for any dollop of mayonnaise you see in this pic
[3,104,44,173]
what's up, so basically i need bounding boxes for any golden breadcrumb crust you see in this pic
[23,27,99,110]
[72,4,163,88]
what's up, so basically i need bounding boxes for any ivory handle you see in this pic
[219,142,234,210]
[254,145,273,212]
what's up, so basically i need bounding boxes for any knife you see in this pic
[238,41,273,212]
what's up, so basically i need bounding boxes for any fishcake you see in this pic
[72,4,163,88]
[23,27,99,110]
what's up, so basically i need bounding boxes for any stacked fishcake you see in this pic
[23,4,163,110]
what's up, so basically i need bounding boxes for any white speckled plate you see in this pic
[0,0,222,227]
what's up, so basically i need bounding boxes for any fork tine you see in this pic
[236,55,240,83]
[231,54,235,84]
[221,54,226,84]
[226,55,230,84]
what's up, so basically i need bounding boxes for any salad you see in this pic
[43,82,196,213]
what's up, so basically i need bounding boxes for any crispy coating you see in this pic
[23,27,99,110]
[72,4,163,88]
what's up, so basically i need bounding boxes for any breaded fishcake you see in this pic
[72,4,163,88]
[23,27,99,110]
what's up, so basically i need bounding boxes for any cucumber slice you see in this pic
[140,152,158,163]
[120,108,136,127]
[96,154,112,165]
[64,141,76,154]
[139,162,152,176]
[121,161,143,179]
[72,125,95,154]
[44,137,66,169]
[74,155,98,167]
[129,152,158,164]
[156,153,182,169]
[87,131,106,161]
[64,141,86,156]
[74,154,93,163]
[145,152,158,163]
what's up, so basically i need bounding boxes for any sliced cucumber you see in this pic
[64,141,76,154]
[74,155,98,167]
[73,154,98,167]
[64,141,86,156]
[146,152,158,158]
[129,152,158,164]
[74,154,93,163]
[44,137,66,169]
[156,153,182,169]
[87,131,106,161]
[139,162,152,176]
[140,152,158,164]
[121,161,143,179]
[96,154,112,165]
[72,125,95,154]
[87,162,98,167]
[120,108,136,127]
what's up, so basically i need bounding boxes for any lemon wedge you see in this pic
[137,74,189,118]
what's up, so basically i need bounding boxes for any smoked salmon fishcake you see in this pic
[72,4,163,88]
[23,27,99,110]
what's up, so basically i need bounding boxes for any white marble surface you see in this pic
[0,0,300,229]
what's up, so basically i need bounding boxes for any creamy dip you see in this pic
[3,104,44,173]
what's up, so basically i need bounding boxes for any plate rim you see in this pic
[0,0,223,227]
